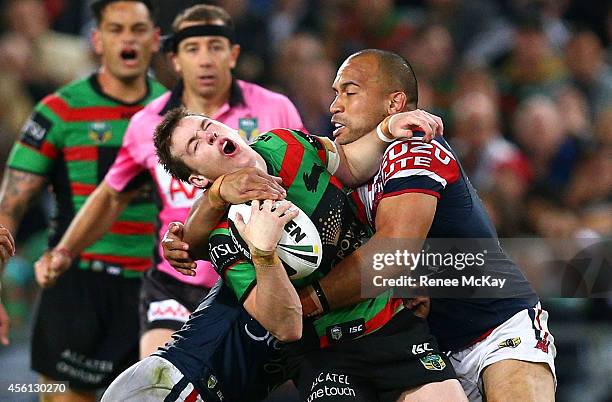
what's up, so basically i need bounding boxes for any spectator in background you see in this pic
[1,0,94,100]
[286,57,335,135]
[450,91,532,235]
[328,0,415,59]
[496,15,567,119]
[402,24,456,120]
[512,95,578,195]
[564,28,612,116]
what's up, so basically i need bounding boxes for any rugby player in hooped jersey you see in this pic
[165,50,556,402]
[101,108,465,401]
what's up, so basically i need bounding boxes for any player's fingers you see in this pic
[234,212,246,233]
[163,238,189,252]
[262,199,274,213]
[168,222,184,236]
[254,171,286,195]
[426,111,444,137]
[175,267,196,277]
[172,260,197,270]
[273,201,292,216]
[0,234,14,257]
[279,207,299,224]
[250,199,260,213]
[166,249,192,262]
[416,111,438,141]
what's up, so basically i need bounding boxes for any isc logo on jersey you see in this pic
[227,202,323,279]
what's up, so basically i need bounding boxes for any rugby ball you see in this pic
[227,201,323,279]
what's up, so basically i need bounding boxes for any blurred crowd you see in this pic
[0,0,610,398]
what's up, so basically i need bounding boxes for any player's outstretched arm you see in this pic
[333,109,444,187]
[33,181,138,287]
[301,193,437,315]
[237,200,302,342]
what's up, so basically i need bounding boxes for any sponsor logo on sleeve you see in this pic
[20,112,52,149]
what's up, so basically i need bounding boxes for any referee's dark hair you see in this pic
[351,49,419,111]
[91,0,156,25]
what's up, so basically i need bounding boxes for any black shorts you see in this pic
[293,310,456,402]
[139,268,210,334]
[31,267,141,390]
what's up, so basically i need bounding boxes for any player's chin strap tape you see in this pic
[162,25,236,53]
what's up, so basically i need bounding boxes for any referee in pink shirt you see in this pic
[35,4,304,358]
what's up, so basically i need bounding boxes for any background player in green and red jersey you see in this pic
[0,0,164,399]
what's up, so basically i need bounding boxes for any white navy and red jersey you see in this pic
[355,135,538,352]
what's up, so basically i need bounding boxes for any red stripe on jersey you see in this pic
[215,221,229,230]
[64,146,98,161]
[313,137,328,165]
[319,298,404,348]
[19,140,59,160]
[381,188,441,200]
[329,175,343,190]
[270,129,304,188]
[109,221,155,235]
[185,388,200,402]
[45,95,144,122]
[381,141,460,186]
[71,182,96,196]
[80,253,151,271]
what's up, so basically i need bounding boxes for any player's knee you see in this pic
[483,360,554,402]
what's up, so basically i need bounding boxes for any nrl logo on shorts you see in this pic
[419,354,446,371]
[89,122,112,143]
[498,337,521,349]
[207,374,218,389]
[239,117,259,142]
[330,326,342,341]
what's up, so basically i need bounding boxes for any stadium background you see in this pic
[0,0,610,401]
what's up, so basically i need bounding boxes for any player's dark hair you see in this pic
[171,4,234,32]
[154,107,196,183]
[352,49,419,110]
[91,0,155,26]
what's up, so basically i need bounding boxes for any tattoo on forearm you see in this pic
[0,169,46,222]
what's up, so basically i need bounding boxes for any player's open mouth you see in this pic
[120,49,139,66]
[332,122,346,137]
[220,139,238,156]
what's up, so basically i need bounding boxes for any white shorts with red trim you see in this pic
[101,355,203,402]
[449,302,556,402]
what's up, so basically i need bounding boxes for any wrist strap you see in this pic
[207,174,228,210]
[252,252,281,267]
[311,280,330,313]
[376,117,395,143]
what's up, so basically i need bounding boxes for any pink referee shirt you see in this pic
[105,79,305,286]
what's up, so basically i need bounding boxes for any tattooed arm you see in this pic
[0,168,47,237]
[0,168,45,345]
